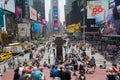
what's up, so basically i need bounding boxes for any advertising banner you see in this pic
[95,10,105,24]
[54,27,58,31]
[29,6,37,21]
[68,24,75,33]
[0,9,4,27]
[29,0,33,7]
[87,0,109,19]
[68,23,80,33]
[115,0,120,6]
[18,23,27,37]
[0,0,4,9]
[4,0,15,13]
[42,19,47,25]
[16,7,22,21]
[0,34,2,42]
[33,22,41,33]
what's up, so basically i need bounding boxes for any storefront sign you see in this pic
[29,6,37,21]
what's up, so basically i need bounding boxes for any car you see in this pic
[0,49,2,53]
[22,44,30,53]
[5,50,12,55]
[0,54,11,61]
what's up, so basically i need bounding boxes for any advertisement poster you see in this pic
[87,0,109,19]
[0,34,2,42]
[18,23,27,37]
[0,9,4,27]
[33,22,41,33]
[29,6,37,21]
[4,0,15,13]
[16,7,22,21]
[0,0,4,9]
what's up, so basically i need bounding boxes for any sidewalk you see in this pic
[85,46,112,67]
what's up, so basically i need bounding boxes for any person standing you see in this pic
[31,67,42,80]
[19,70,28,80]
[89,56,96,72]
[58,67,64,80]
[64,67,71,80]
[13,67,20,80]
[52,66,59,79]
[75,74,86,80]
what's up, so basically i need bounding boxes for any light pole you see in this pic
[81,11,86,43]
[81,3,86,44]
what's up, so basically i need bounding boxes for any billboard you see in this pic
[0,0,4,9]
[52,0,58,31]
[16,7,22,21]
[33,22,43,33]
[29,0,33,7]
[0,9,4,27]
[18,23,27,37]
[33,22,40,33]
[4,0,15,13]
[54,27,58,30]
[68,23,80,33]
[29,6,37,21]
[87,0,109,19]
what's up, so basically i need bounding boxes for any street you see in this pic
[0,43,112,80]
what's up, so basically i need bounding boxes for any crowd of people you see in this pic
[11,40,100,80]
[2,39,120,80]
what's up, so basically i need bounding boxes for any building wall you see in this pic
[33,0,45,19]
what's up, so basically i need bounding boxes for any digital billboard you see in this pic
[16,7,22,21]
[34,22,40,33]
[0,0,4,9]
[4,0,15,13]
[87,0,109,19]
[52,0,58,30]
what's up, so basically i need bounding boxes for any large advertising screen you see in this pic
[4,0,15,13]
[34,22,40,33]
[87,0,109,19]
[0,0,4,9]
[16,7,22,21]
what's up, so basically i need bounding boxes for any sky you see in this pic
[45,0,66,22]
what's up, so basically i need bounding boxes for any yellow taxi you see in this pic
[22,44,30,52]
[0,54,11,61]
[5,50,12,55]
[0,49,2,53]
